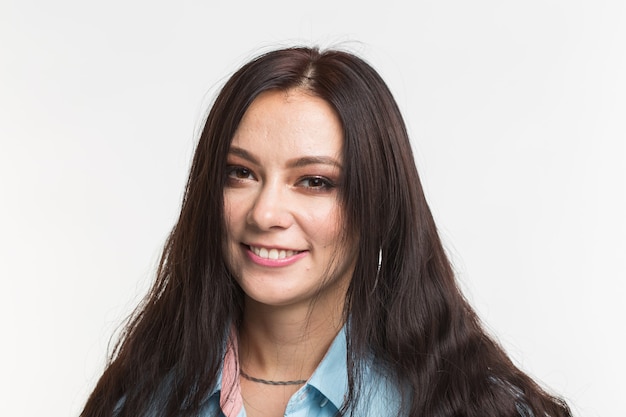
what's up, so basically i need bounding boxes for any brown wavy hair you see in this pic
[81,46,571,417]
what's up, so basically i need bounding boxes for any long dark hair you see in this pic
[81,46,571,417]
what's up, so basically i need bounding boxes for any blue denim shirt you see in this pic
[197,327,404,417]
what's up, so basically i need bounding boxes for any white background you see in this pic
[1,1,624,416]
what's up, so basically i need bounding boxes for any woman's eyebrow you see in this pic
[287,156,342,169]
[228,146,259,165]
[229,146,342,169]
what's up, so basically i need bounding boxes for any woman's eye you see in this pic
[298,177,335,190]
[226,166,254,181]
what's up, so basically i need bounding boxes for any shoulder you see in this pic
[347,360,408,417]
[307,327,407,416]
[349,368,538,417]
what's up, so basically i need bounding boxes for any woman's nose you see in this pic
[246,182,293,230]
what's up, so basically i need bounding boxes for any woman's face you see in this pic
[223,89,356,311]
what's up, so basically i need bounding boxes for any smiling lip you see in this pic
[244,244,307,267]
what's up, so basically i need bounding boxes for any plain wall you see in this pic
[1,1,624,416]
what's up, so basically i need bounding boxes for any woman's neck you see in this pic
[237,298,345,381]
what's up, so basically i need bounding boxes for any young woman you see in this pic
[81,46,572,417]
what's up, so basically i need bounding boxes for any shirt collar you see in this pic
[306,326,349,411]
[206,328,242,417]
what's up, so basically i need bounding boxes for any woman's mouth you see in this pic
[248,245,302,260]
[244,244,307,267]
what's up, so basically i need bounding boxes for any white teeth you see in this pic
[250,246,297,259]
